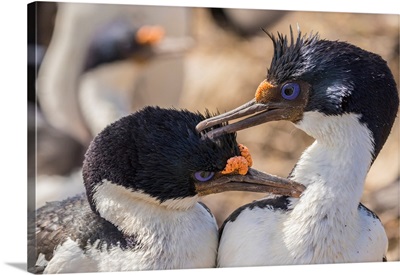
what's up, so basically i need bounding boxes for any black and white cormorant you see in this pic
[29,106,304,273]
[196,27,399,265]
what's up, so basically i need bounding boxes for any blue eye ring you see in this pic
[281,82,300,100]
[194,171,215,182]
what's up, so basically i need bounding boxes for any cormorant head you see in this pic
[196,26,398,162]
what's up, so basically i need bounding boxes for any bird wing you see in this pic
[29,192,142,273]
[28,193,90,272]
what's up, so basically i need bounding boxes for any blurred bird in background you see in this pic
[29,3,195,207]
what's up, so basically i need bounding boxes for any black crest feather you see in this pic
[262,25,319,83]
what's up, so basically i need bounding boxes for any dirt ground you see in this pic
[34,5,399,263]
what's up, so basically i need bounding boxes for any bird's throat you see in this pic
[291,112,375,211]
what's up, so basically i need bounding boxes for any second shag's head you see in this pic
[197,27,398,162]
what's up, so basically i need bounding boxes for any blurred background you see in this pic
[28,2,399,262]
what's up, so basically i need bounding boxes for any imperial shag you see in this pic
[196,27,399,265]
[29,106,304,273]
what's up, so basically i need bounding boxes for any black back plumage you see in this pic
[265,27,399,160]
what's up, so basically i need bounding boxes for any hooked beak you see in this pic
[196,80,309,139]
[195,167,305,198]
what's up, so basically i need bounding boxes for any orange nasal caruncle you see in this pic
[255,80,274,102]
[136,25,165,45]
[221,144,253,175]
[238,143,253,167]
[221,156,249,175]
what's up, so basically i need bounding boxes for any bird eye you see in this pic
[194,171,215,182]
[281,82,300,100]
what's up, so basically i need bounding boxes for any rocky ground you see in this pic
[34,6,399,262]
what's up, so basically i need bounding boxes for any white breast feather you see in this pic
[218,112,388,267]
[44,181,218,272]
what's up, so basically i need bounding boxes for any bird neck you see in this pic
[92,180,200,236]
[292,112,374,211]
[90,180,218,269]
